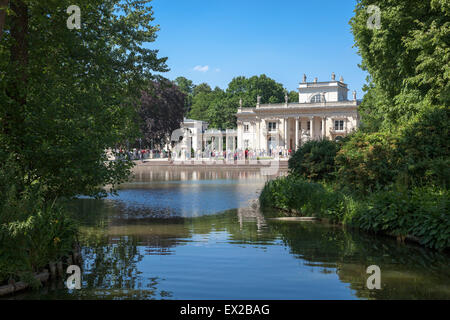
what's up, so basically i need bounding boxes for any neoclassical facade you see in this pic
[236,74,360,152]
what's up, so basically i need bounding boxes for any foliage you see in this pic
[173,76,194,114]
[397,105,449,188]
[335,105,449,193]
[0,0,168,199]
[288,139,340,181]
[226,74,285,107]
[188,86,221,122]
[335,131,401,194]
[259,176,346,222]
[139,79,186,148]
[288,90,298,103]
[0,202,78,284]
[350,0,449,129]
[352,187,449,250]
[0,158,78,284]
[260,176,449,250]
[187,74,287,129]
[206,97,238,130]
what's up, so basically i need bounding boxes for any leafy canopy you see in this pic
[0,0,168,199]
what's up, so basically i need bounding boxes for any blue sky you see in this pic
[149,0,367,98]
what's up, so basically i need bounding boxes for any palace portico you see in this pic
[236,73,360,152]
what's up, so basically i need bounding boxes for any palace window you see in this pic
[268,122,277,132]
[334,120,344,131]
[244,124,249,132]
[307,121,311,131]
[310,94,323,103]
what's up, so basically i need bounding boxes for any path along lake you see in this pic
[12,167,450,299]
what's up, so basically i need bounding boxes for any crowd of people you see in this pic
[108,146,292,162]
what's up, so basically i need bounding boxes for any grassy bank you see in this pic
[260,176,449,250]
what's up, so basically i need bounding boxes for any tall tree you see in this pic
[174,76,194,114]
[139,80,185,148]
[226,74,285,107]
[188,87,221,122]
[0,0,168,198]
[289,90,298,103]
[193,82,212,96]
[350,0,449,129]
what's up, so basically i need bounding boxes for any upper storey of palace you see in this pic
[236,73,360,116]
[298,73,351,103]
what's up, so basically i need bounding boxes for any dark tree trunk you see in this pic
[9,0,28,104]
[0,0,8,40]
[3,0,28,143]
[2,0,29,190]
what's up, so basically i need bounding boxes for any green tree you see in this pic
[288,90,298,103]
[192,82,212,96]
[0,0,168,199]
[174,76,194,114]
[188,90,216,122]
[350,0,449,129]
[188,75,288,129]
[207,97,238,130]
[226,74,285,107]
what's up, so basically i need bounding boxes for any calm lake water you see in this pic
[12,167,450,299]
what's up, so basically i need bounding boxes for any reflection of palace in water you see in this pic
[132,166,267,182]
[237,203,267,233]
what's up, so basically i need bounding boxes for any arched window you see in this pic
[310,94,322,103]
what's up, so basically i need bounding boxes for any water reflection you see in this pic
[8,168,450,300]
[131,166,268,183]
[108,168,267,218]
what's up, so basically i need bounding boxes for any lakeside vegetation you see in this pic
[260,0,449,251]
[0,1,167,286]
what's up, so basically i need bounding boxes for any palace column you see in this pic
[322,116,327,139]
[295,118,299,150]
[261,119,266,151]
[310,116,314,140]
[237,122,243,150]
[284,118,288,149]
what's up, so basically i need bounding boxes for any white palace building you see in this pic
[236,73,360,153]
[175,73,360,159]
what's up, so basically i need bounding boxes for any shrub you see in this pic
[335,131,401,194]
[0,204,78,284]
[352,187,449,250]
[259,176,348,222]
[288,139,340,181]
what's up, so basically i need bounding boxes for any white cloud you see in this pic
[193,65,209,72]
[215,68,221,72]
